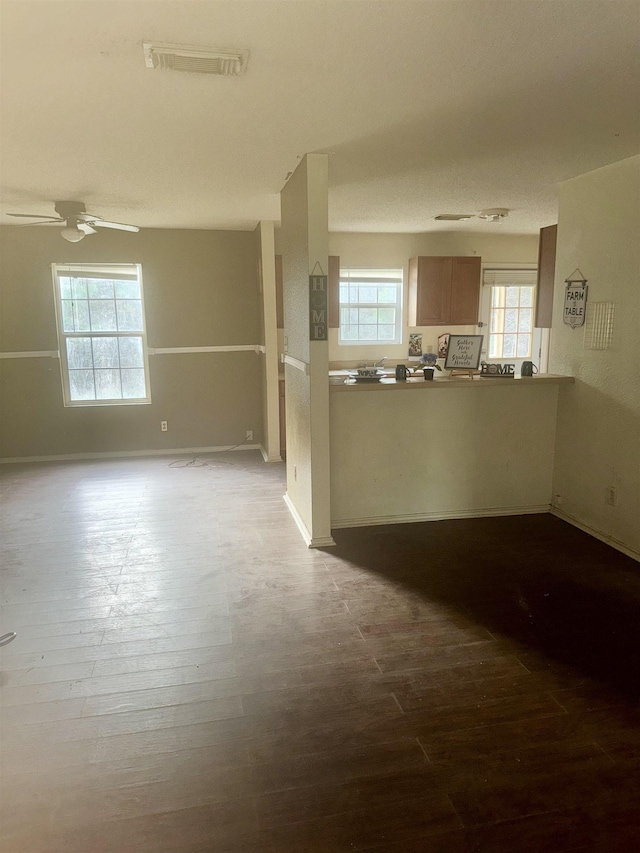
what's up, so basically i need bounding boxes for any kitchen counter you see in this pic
[329,372,572,529]
[329,373,574,391]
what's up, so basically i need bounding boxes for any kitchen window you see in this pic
[481,268,538,361]
[52,263,151,406]
[339,268,402,345]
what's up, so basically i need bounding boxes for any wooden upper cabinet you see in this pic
[275,254,284,328]
[409,256,480,326]
[450,257,482,325]
[535,225,557,328]
[275,254,339,330]
[328,255,340,328]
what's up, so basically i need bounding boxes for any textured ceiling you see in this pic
[1,0,638,234]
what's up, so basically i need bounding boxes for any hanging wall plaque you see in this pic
[563,269,588,328]
[309,273,328,341]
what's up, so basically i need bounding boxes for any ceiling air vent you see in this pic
[435,214,474,221]
[143,43,249,76]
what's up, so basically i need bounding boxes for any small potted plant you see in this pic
[419,352,442,380]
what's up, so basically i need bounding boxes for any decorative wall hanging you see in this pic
[563,269,588,328]
[309,262,327,341]
[408,333,423,359]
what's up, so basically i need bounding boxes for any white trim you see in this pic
[260,444,282,463]
[283,354,309,374]
[1,344,265,360]
[284,493,336,548]
[0,351,59,359]
[0,444,262,465]
[149,345,259,355]
[331,504,551,529]
[551,507,640,563]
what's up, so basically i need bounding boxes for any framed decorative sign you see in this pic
[444,335,484,370]
[563,269,588,328]
[408,333,422,360]
[437,333,450,359]
[309,274,328,341]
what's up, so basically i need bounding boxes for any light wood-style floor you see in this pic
[1,452,639,852]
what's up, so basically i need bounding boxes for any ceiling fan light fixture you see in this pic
[477,208,509,222]
[61,223,85,242]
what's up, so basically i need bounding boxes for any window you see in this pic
[339,268,402,345]
[52,263,151,406]
[482,269,537,360]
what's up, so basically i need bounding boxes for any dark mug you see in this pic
[521,361,538,377]
[395,364,411,381]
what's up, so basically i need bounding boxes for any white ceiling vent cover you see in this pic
[143,43,249,76]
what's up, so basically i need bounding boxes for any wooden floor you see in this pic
[1,452,639,852]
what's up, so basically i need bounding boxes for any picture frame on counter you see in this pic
[444,335,484,371]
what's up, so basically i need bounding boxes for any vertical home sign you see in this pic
[309,275,328,341]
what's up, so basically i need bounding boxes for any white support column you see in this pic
[280,154,334,547]
[258,221,282,462]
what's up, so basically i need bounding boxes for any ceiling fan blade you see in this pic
[91,220,140,232]
[16,220,64,227]
[8,213,63,221]
[78,223,97,235]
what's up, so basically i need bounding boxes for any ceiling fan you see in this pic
[6,201,140,242]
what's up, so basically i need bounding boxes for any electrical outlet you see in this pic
[605,485,616,506]
[246,430,253,441]
[160,421,168,432]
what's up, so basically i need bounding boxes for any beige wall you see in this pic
[0,226,263,459]
[550,155,640,558]
[280,154,333,546]
[330,383,559,526]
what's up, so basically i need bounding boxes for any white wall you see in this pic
[330,383,559,526]
[550,155,640,559]
[328,231,539,363]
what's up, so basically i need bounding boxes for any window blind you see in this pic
[483,269,537,287]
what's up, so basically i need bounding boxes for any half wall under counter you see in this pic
[329,375,573,529]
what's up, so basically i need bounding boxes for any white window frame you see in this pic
[480,266,544,369]
[52,263,152,407]
[338,268,403,346]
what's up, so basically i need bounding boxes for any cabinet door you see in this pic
[409,256,452,326]
[450,257,481,325]
[535,224,557,328]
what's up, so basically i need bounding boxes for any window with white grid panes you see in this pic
[339,269,402,345]
[52,264,151,406]
[489,284,535,359]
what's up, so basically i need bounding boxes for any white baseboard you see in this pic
[283,493,336,548]
[331,504,551,529]
[0,444,262,465]
[551,507,640,563]
[259,445,283,463]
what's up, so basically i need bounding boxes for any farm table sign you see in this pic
[563,270,588,328]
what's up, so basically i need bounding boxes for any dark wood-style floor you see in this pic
[1,452,639,852]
